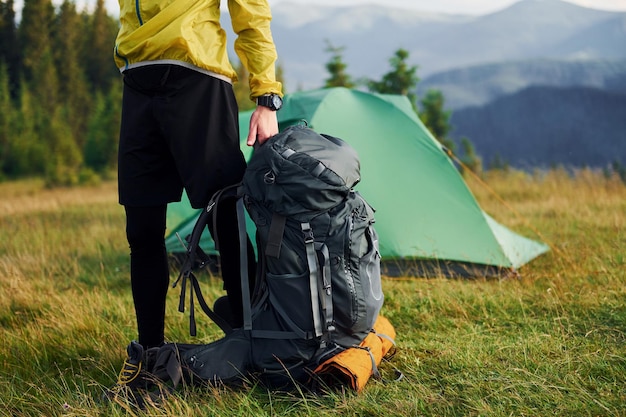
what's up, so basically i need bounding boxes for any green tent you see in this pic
[166,87,549,276]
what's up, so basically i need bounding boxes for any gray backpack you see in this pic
[153,125,384,389]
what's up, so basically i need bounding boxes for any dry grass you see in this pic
[0,169,625,416]
[0,178,118,218]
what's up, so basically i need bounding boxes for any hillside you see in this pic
[449,85,626,168]
[418,59,626,109]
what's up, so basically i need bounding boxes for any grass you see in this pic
[0,169,625,416]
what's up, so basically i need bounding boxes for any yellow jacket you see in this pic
[114,0,282,99]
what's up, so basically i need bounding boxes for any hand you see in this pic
[247,106,279,147]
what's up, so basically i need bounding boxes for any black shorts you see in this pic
[118,64,247,209]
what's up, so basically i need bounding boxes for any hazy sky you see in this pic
[266,0,626,14]
[14,0,626,15]
[12,0,626,17]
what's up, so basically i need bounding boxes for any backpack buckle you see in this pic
[301,223,315,244]
[303,229,314,244]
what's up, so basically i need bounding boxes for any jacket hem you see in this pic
[120,60,233,84]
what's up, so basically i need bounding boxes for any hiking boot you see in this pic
[103,341,163,408]
[118,341,145,385]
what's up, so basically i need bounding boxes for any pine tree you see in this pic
[0,0,20,98]
[367,49,418,107]
[53,0,92,147]
[0,62,11,179]
[367,48,470,159]
[6,82,46,177]
[418,89,455,152]
[84,84,122,176]
[459,137,482,176]
[18,0,55,83]
[323,41,354,88]
[19,0,60,117]
[44,107,82,186]
[82,0,119,93]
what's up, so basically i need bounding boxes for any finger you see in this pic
[247,124,258,146]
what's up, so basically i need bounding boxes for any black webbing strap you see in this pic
[315,242,335,339]
[236,196,252,331]
[173,183,245,336]
[302,222,323,338]
[251,329,307,339]
[172,205,211,290]
[280,147,326,178]
[370,329,404,383]
[152,345,184,389]
[265,212,286,258]
[177,271,234,336]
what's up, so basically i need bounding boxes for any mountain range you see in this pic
[450,85,626,168]
[221,0,626,168]
[418,58,626,110]
[257,0,626,90]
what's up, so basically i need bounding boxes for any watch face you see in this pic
[272,95,283,110]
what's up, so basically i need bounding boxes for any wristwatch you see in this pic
[256,94,283,111]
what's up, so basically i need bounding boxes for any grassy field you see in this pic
[0,169,625,416]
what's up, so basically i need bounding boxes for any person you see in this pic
[106,0,283,400]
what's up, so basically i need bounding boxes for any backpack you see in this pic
[151,125,390,390]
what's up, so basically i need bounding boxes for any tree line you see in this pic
[0,0,121,185]
[0,0,479,187]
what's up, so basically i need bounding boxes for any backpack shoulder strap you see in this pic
[183,271,234,336]
[173,183,250,336]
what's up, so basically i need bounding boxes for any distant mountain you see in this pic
[418,59,626,110]
[449,85,626,168]
[553,14,626,59]
[219,1,626,169]
[404,0,621,74]
[221,0,626,90]
[262,4,470,90]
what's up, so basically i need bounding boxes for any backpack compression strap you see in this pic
[179,270,233,336]
[265,212,286,258]
[315,242,335,342]
[236,195,252,330]
[302,222,324,338]
[173,201,234,335]
[251,219,333,341]
[173,183,249,336]
[304,225,338,343]
[259,219,335,342]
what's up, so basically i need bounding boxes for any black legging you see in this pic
[125,205,169,349]
[125,201,255,349]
